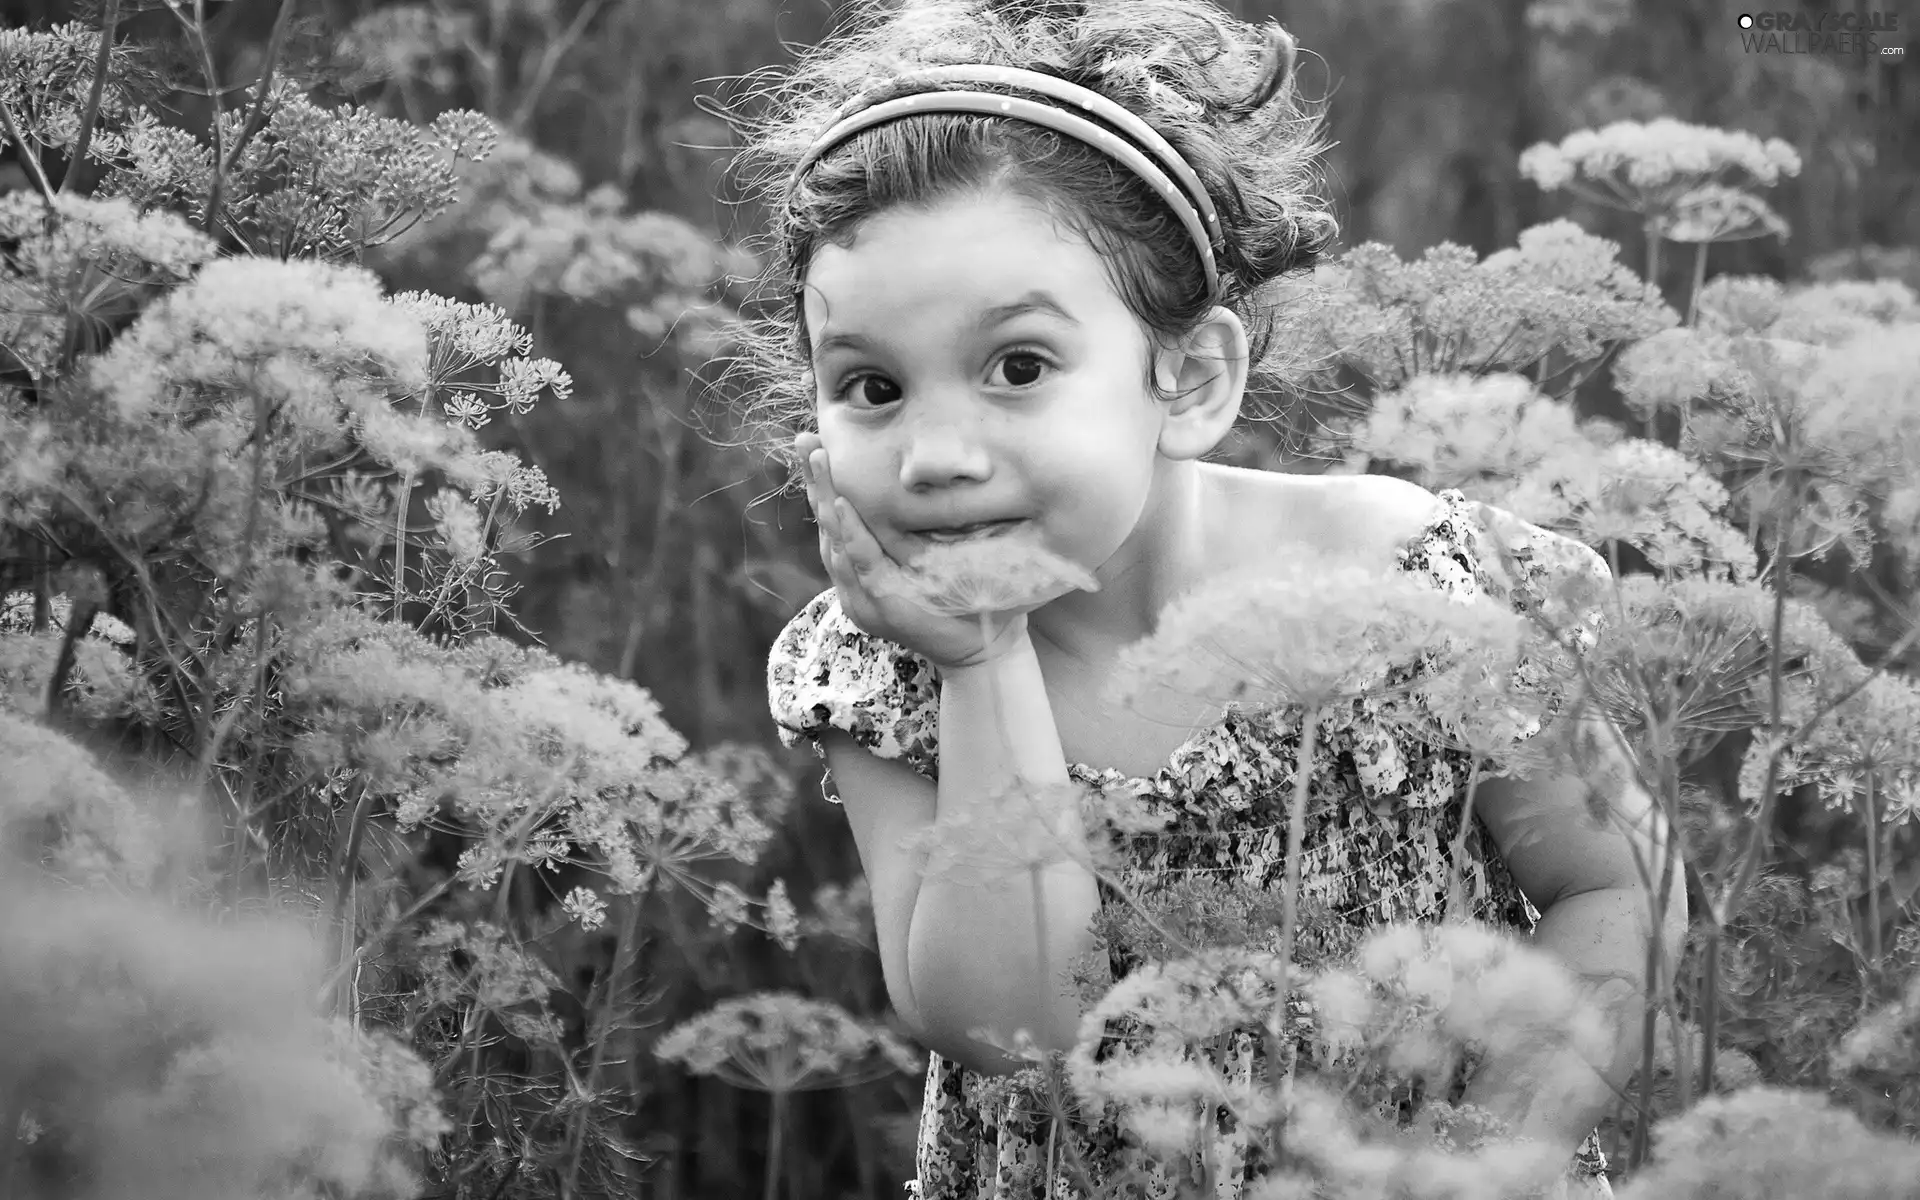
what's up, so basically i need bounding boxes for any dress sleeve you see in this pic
[766,587,943,799]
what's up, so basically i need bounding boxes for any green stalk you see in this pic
[1268,702,1324,1170]
[1862,769,1882,967]
[763,1090,786,1200]
[1441,758,1486,922]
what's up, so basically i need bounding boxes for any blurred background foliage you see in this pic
[0,0,1914,1196]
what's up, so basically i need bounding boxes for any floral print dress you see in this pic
[766,489,1617,1200]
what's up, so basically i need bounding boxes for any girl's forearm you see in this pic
[1462,885,1686,1156]
[908,632,1103,1075]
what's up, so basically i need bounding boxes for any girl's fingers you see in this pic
[834,498,873,575]
[806,449,836,535]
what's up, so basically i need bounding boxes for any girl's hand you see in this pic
[796,433,1046,672]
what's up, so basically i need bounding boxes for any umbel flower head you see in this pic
[1067,946,1294,1150]
[877,528,1101,616]
[1296,222,1674,391]
[653,991,922,1094]
[1346,372,1602,491]
[1519,118,1801,216]
[1104,541,1532,717]
[1616,1087,1920,1200]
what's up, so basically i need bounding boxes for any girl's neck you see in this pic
[1028,459,1223,666]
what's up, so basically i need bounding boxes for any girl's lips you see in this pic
[916,518,1024,542]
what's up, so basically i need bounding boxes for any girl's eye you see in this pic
[832,349,1055,407]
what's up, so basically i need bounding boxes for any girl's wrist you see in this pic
[930,613,1034,676]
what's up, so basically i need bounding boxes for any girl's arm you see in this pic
[910,631,1103,1074]
[1462,714,1690,1155]
[824,631,1101,1076]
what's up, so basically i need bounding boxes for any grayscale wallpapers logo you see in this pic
[1738,11,1906,57]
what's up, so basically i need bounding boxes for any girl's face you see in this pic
[803,190,1169,574]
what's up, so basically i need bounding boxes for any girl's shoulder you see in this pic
[1209,465,1450,570]
[1213,466,1610,620]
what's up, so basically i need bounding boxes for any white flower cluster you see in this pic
[0,193,217,382]
[1613,327,1738,419]
[87,257,429,420]
[653,991,922,1093]
[383,291,573,428]
[1353,372,1596,488]
[1506,437,1758,583]
[1656,183,1790,244]
[561,885,608,931]
[1520,118,1801,195]
[1302,223,1675,389]
[0,191,214,279]
[1109,539,1532,715]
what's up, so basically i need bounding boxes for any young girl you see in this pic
[741,2,1680,1195]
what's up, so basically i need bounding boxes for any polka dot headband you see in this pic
[790,64,1224,299]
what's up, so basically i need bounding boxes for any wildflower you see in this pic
[1737,730,1808,813]
[1831,969,1920,1076]
[1348,373,1600,490]
[1779,278,1920,326]
[561,886,608,932]
[1655,184,1790,244]
[708,881,751,935]
[876,529,1101,616]
[526,834,569,870]
[653,992,923,1093]
[1067,948,1293,1144]
[1613,327,1738,421]
[384,291,572,426]
[467,200,732,317]
[86,257,430,422]
[1303,968,1376,1057]
[1301,226,1674,391]
[425,488,487,565]
[1527,0,1633,36]
[803,880,874,948]
[0,195,214,371]
[1618,1087,1920,1200]
[455,845,504,889]
[1883,773,1920,827]
[1106,541,1527,717]
[1696,275,1786,335]
[764,878,801,951]
[1822,768,1862,811]
[1520,118,1800,208]
[1504,436,1756,584]
[1076,947,1291,1050]
[1791,676,1920,811]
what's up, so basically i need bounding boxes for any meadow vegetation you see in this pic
[1,2,1917,1198]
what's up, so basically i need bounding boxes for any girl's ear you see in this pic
[1152,306,1250,462]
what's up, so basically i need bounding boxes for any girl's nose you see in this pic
[897,426,993,491]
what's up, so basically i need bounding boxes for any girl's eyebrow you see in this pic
[811,288,1080,359]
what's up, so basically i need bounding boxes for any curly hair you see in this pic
[704,0,1340,493]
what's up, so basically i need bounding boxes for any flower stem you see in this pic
[1862,769,1883,966]
[1686,240,1709,327]
[1272,705,1324,1130]
[1441,757,1486,922]
[393,468,414,619]
[763,1090,786,1200]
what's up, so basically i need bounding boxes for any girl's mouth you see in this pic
[917,519,1025,543]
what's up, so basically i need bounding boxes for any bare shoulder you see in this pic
[1220,466,1446,567]
[1328,472,1450,557]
